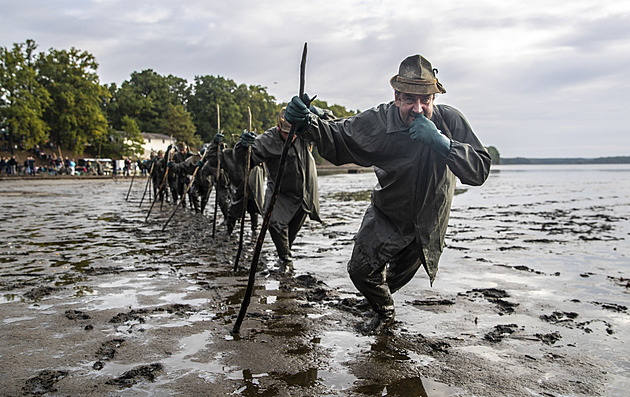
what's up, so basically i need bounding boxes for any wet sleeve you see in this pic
[302,113,383,168]
[441,105,491,186]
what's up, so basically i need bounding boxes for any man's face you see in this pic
[395,92,434,126]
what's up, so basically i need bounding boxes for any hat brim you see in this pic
[390,75,445,95]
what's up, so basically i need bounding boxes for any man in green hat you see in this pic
[285,54,491,334]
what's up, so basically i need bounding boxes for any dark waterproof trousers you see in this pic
[348,241,423,317]
[269,207,307,264]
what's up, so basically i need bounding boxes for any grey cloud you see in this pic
[2,1,629,157]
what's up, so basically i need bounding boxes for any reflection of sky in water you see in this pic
[318,330,374,389]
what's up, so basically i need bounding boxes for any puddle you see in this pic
[317,330,372,389]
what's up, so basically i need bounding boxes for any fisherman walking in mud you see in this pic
[285,54,491,334]
[168,142,193,206]
[235,107,330,274]
[196,133,232,221]
[151,149,167,202]
[218,133,265,238]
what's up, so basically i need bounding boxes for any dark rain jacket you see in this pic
[235,126,321,228]
[303,102,491,284]
[169,150,192,190]
[199,141,230,190]
[228,147,265,216]
[152,154,168,189]
[171,153,201,176]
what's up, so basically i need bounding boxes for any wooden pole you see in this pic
[139,161,155,207]
[212,104,222,239]
[125,160,136,201]
[233,43,310,334]
[234,107,253,271]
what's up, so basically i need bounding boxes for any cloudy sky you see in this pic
[2,0,629,158]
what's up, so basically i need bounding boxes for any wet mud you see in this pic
[1,165,629,396]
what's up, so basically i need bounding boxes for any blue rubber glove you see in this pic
[409,113,451,158]
[284,94,313,133]
[239,131,257,147]
[195,160,204,168]
[213,133,224,144]
[167,161,174,168]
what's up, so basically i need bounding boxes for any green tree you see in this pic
[96,117,144,159]
[233,83,279,136]
[188,75,240,144]
[161,103,200,148]
[120,115,144,157]
[37,46,109,154]
[0,39,51,152]
[188,76,281,147]
[105,69,191,135]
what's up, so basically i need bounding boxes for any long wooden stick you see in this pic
[200,173,213,215]
[233,43,309,334]
[125,160,136,201]
[212,104,221,239]
[139,161,155,207]
[234,107,253,271]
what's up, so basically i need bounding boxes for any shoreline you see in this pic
[0,164,374,181]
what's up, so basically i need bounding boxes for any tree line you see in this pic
[0,39,358,158]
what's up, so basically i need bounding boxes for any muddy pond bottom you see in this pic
[1,166,629,396]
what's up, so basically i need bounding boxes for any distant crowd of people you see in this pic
[0,141,145,177]
[0,155,78,176]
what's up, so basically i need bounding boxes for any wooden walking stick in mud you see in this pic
[162,148,210,231]
[233,42,312,334]
[212,104,222,239]
[139,161,155,207]
[200,173,213,215]
[145,146,173,222]
[125,161,137,201]
[233,107,253,271]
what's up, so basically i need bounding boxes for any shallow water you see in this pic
[1,164,629,396]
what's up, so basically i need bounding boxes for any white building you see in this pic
[140,133,176,159]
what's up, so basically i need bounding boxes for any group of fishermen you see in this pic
[139,106,322,274]
[138,53,491,335]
